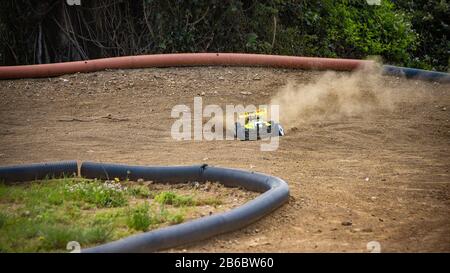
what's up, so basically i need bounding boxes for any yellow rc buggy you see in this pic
[234,108,285,141]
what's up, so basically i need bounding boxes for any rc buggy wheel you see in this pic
[269,120,285,136]
[235,122,246,140]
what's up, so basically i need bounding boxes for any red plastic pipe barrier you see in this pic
[0,53,373,79]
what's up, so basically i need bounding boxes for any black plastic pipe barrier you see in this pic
[80,162,289,253]
[382,65,450,83]
[0,161,78,182]
[0,161,289,252]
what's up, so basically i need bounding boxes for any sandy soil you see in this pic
[0,66,449,252]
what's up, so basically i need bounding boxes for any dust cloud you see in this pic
[270,65,398,128]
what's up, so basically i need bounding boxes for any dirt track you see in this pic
[0,67,449,252]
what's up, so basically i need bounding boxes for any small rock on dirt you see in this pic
[341,221,352,226]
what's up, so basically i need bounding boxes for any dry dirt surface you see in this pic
[0,66,449,252]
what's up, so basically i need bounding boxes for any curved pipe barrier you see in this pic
[80,162,288,253]
[382,65,450,83]
[0,161,77,182]
[1,53,448,82]
[0,161,289,253]
[0,53,371,79]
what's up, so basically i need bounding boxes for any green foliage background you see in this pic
[0,0,448,71]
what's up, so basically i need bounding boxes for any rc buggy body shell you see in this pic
[234,109,285,141]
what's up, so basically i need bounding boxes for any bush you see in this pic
[324,0,417,63]
[0,0,446,71]
[394,0,449,71]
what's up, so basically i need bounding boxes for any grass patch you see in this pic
[128,185,152,198]
[126,203,186,231]
[126,204,153,231]
[155,191,222,207]
[0,213,7,227]
[0,178,230,252]
[63,179,127,208]
[155,191,194,207]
